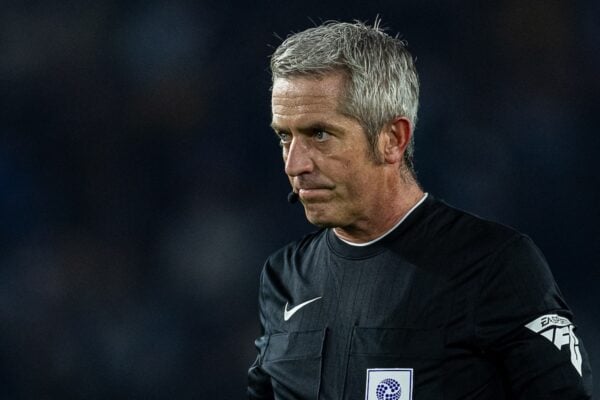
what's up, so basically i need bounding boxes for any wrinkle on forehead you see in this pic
[271,74,346,119]
[271,98,338,120]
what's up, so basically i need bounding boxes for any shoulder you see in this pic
[399,197,527,273]
[428,198,520,249]
[430,200,550,276]
[267,229,326,261]
[261,229,327,278]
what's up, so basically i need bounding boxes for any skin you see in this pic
[271,71,424,243]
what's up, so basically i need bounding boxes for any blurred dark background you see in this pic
[1,0,598,398]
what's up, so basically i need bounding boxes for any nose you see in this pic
[284,137,313,177]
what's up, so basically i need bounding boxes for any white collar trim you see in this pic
[333,193,429,247]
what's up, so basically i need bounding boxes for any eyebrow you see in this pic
[270,121,342,134]
[270,122,284,133]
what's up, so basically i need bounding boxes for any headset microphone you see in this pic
[287,191,299,204]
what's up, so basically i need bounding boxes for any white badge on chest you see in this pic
[365,368,413,400]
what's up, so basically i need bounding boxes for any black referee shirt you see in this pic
[248,195,592,399]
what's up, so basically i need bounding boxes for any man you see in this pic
[248,20,592,399]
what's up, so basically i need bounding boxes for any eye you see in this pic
[277,132,291,146]
[314,130,331,142]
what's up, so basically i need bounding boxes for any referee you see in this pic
[248,20,592,399]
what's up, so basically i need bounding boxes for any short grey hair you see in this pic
[270,19,420,174]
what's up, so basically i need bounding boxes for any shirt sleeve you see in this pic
[247,336,274,400]
[247,268,275,400]
[474,235,593,399]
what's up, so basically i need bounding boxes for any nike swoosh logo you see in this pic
[284,297,322,321]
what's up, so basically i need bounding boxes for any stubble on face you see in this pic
[271,73,388,231]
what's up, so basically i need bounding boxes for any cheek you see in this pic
[335,160,365,195]
[344,161,381,196]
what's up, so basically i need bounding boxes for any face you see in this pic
[271,72,390,231]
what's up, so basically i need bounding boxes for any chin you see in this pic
[304,207,341,228]
[307,219,337,229]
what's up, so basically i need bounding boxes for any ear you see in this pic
[380,117,412,164]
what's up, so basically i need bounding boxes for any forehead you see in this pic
[271,73,347,125]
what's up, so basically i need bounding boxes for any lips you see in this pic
[292,179,335,201]
[297,187,333,201]
[299,188,326,193]
[294,181,334,192]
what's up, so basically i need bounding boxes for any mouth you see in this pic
[297,187,333,201]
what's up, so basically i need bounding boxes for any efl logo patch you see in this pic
[365,368,413,400]
[525,314,583,376]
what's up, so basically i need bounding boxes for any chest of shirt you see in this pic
[260,253,493,399]
[264,252,460,333]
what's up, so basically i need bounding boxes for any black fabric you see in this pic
[248,196,593,399]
